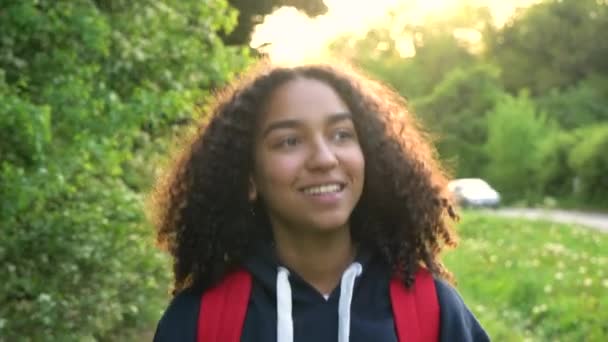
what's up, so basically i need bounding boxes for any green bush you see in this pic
[1,162,168,340]
[568,125,608,204]
[0,0,250,340]
[535,130,577,198]
[536,78,608,130]
[412,64,504,177]
[484,92,554,201]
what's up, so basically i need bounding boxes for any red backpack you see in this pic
[197,268,439,342]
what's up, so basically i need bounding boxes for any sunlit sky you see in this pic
[251,0,540,64]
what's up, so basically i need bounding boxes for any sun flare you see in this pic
[250,0,540,64]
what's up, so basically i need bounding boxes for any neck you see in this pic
[272,223,356,295]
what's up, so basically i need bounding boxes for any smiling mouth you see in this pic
[300,183,345,196]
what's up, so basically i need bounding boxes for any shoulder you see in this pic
[153,288,201,342]
[433,278,491,342]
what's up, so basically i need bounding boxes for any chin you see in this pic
[308,215,351,232]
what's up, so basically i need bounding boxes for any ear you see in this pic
[248,176,257,202]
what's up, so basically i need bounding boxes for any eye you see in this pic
[332,128,356,142]
[274,135,300,149]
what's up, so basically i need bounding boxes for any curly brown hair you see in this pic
[150,63,458,294]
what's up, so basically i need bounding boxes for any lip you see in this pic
[297,181,347,206]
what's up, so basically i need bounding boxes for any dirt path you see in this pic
[486,208,608,233]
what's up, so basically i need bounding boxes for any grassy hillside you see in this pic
[445,212,608,341]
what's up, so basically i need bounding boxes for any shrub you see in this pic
[484,92,553,201]
[536,78,608,130]
[413,64,504,177]
[535,130,577,198]
[568,124,608,204]
[0,0,250,340]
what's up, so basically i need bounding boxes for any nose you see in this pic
[307,137,338,171]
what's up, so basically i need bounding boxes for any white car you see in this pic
[448,178,501,208]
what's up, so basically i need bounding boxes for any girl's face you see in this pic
[251,77,365,234]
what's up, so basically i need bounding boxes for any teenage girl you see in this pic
[151,64,490,341]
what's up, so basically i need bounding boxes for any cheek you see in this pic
[346,147,365,180]
[258,154,302,188]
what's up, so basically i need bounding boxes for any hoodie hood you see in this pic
[242,240,376,303]
[242,241,379,342]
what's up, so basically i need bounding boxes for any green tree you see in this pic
[484,92,554,201]
[568,125,608,204]
[535,130,577,198]
[0,0,250,339]
[485,0,608,94]
[332,6,489,99]
[331,0,608,208]
[412,64,504,176]
[329,6,502,177]
[536,77,608,130]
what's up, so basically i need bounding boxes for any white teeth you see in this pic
[302,184,342,195]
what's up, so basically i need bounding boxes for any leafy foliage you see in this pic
[331,0,608,208]
[568,125,608,204]
[0,0,250,340]
[412,64,504,176]
[535,130,578,198]
[486,0,608,94]
[536,77,608,130]
[484,93,553,201]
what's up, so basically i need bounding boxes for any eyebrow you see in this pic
[261,112,353,138]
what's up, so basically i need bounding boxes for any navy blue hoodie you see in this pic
[154,245,490,342]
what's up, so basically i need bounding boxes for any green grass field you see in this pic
[445,212,608,341]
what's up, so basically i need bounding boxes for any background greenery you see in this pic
[1,0,606,340]
[0,0,250,340]
[446,213,608,341]
[331,0,608,209]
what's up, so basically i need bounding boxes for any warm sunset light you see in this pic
[251,0,541,64]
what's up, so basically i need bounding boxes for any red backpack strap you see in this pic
[390,268,440,342]
[197,269,252,342]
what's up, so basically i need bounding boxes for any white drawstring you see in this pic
[275,262,363,342]
[277,267,293,342]
[338,262,363,342]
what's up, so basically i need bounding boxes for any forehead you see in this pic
[261,77,350,125]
